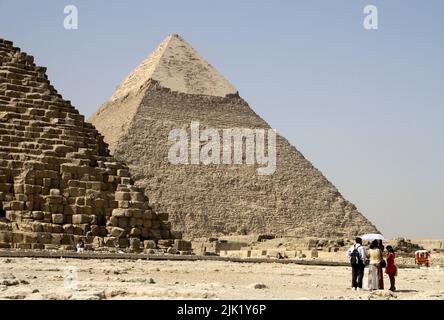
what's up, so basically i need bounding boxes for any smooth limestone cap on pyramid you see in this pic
[90,34,379,239]
[112,34,237,100]
[0,38,175,251]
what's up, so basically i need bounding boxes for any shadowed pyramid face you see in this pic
[90,34,379,238]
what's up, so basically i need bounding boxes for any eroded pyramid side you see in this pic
[0,38,176,251]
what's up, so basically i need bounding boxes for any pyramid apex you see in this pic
[111,34,237,100]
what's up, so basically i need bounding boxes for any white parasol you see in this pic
[360,233,385,241]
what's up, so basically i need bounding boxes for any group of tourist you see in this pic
[346,237,397,291]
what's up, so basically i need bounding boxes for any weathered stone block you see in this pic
[142,210,153,220]
[51,234,63,244]
[37,232,52,244]
[117,169,130,177]
[174,239,192,251]
[63,224,74,234]
[16,243,32,249]
[161,221,172,230]
[141,228,150,239]
[166,247,177,254]
[90,225,100,236]
[32,243,45,250]
[110,227,125,238]
[16,194,27,201]
[64,215,72,224]
[49,189,60,196]
[311,249,319,258]
[32,211,44,220]
[160,229,170,239]
[142,219,152,228]
[129,238,141,252]
[52,213,64,224]
[123,209,134,218]
[89,215,97,225]
[104,236,117,247]
[130,192,144,202]
[12,232,24,243]
[0,222,12,232]
[92,236,104,248]
[128,218,137,228]
[94,198,104,208]
[170,230,183,239]
[43,178,51,187]
[118,217,128,228]
[46,195,62,205]
[73,225,84,236]
[22,232,38,244]
[31,222,43,232]
[111,208,125,217]
[90,181,102,191]
[118,237,129,248]
[115,191,130,201]
[72,214,90,224]
[78,223,90,234]
[19,222,33,232]
[150,230,162,240]
[11,201,24,210]
[52,224,63,233]
[157,212,169,221]
[0,231,12,242]
[143,240,157,249]
[130,227,141,237]
[109,215,118,226]
[43,212,52,223]
[61,234,74,245]
[121,177,131,185]
[83,205,92,215]
[118,200,130,209]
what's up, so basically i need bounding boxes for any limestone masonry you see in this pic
[90,34,379,238]
[0,38,177,251]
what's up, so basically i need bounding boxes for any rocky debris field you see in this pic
[0,257,443,300]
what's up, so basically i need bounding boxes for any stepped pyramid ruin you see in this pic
[0,38,176,250]
[90,34,379,238]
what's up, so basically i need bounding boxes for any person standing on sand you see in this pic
[346,237,366,291]
[385,245,397,291]
[367,240,382,291]
[377,239,385,289]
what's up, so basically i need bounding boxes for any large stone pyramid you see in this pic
[90,34,379,238]
[0,38,174,250]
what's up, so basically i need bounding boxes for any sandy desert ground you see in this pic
[1,257,443,300]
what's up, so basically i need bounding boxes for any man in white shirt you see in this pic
[346,237,366,290]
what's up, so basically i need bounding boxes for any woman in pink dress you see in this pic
[385,245,397,291]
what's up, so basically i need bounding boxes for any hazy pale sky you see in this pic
[1,0,443,239]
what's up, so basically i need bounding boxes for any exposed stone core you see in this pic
[90,34,379,239]
[0,38,175,250]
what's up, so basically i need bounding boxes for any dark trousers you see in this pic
[378,264,384,289]
[388,274,396,291]
[351,263,365,288]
